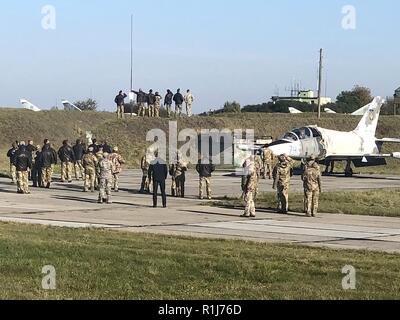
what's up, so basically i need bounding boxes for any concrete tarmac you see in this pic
[0,170,399,253]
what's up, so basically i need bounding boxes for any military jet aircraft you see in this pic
[267,96,400,176]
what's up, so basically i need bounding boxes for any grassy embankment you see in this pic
[0,109,399,174]
[0,222,399,300]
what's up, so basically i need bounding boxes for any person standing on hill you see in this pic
[147,89,156,118]
[115,90,127,120]
[164,89,174,118]
[184,89,194,117]
[154,92,162,118]
[173,89,184,117]
[132,89,147,117]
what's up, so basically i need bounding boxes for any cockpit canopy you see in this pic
[282,127,321,141]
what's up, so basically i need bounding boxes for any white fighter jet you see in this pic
[20,99,41,112]
[266,96,400,176]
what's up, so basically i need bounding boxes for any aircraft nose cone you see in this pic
[268,141,294,157]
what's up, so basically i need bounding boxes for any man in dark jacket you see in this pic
[115,90,127,119]
[26,140,37,180]
[147,89,156,117]
[73,139,85,180]
[43,139,58,164]
[148,152,168,208]
[164,89,174,117]
[14,142,32,194]
[7,143,18,183]
[173,89,184,117]
[102,141,112,154]
[40,144,58,188]
[89,139,100,154]
[31,146,43,188]
[196,157,216,200]
[58,140,76,183]
[132,89,148,117]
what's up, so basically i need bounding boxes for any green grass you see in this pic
[211,189,400,217]
[0,222,399,300]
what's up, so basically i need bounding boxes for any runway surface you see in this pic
[0,170,399,253]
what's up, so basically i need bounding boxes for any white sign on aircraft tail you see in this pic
[62,100,83,112]
[20,99,41,112]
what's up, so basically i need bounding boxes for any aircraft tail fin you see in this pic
[62,100,83,112]
[353,96,385,138]
[20,99,41,112]
[288,107,302,114]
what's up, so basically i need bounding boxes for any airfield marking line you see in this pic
[0,216,126,229]
[236,219,400,235]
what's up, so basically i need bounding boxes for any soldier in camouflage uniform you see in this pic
[262,148,274,179]
[7,143,18,184]
[154,92,162,118]
[174,159,188,198]
[95,146,104,190]
[253,153,263,199]
[109,147,125,192]
[82,147,98,192]
[140,153,151,193]
[272,154,292,214]
[302,156,322,217]
[169,162,177,197]
[98,153,113,204]
[241,159,258,218]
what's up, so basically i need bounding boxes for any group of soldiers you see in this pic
[7,139,322,216]
[140,152,216,206]
[115,89,195,119]
[6,139,125,204]
[241,150,322,218]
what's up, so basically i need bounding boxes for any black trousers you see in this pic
[176,177,185,198]
[153,180,167,208]
[32,166,42,187]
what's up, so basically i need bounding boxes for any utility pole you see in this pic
[130,14,133,92]
[317,48,323,119]
[130,14,134,116]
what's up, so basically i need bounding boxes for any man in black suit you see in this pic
[148,152,168,208]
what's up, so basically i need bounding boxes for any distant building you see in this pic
[271,90,332,106]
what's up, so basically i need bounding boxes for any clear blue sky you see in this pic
[0,0,399,112]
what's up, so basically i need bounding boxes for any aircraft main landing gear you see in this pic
[345,160,354,177]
